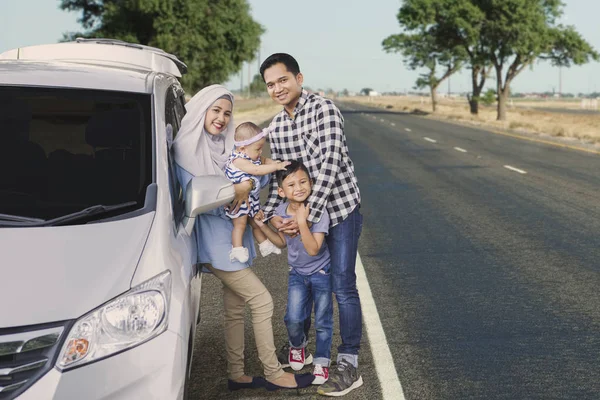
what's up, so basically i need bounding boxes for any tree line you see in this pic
[60,0,263,94]
[382,0,599,120]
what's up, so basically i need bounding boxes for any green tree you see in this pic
[394,0,598,120]
[360,88,373,96]
[383,32,464,112]
[59,0,264,93]
[247,73,265,96]
[480,0,598,120]
[395,0,491,115]
[481,89,497,106]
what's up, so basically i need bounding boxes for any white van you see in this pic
[0,39,233,399]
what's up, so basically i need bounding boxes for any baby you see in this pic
[224,122,289,263]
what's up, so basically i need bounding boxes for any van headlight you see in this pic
[57,271,171,370]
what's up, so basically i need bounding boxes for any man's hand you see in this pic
[270,215,300,237]
[227,180,252,214]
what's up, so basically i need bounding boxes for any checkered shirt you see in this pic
[263,89,361,226]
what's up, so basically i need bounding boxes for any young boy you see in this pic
[254,160,333,385]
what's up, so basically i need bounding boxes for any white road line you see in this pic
[454,147,467,153]
[356,252,406,400]
[405,128,412,132]
[424,137,437,143]
[504,165,527,174]
[380,119,385,122]
[391,123,396,126]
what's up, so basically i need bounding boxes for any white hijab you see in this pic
[173,84,235,177]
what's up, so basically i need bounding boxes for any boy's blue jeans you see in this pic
[284,265,333,367]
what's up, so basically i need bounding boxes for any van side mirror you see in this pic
[182,175,234,235]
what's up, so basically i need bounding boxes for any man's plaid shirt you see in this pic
[263,89,361,227]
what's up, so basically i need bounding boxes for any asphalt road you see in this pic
[189,103,600,399]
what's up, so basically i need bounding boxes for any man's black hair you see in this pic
[276,160,311,187]
[260,53,301,81]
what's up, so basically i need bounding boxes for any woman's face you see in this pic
[204,98,232,136]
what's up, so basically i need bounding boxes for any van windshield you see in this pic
[0,87,152,223]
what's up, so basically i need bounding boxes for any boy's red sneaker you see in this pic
[288,346,306,371]
[312,364,329,385]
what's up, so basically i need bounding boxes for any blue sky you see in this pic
[1,0,598,94]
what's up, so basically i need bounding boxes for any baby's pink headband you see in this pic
[234,128,268,147]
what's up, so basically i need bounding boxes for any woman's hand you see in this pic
[228,180,252,214]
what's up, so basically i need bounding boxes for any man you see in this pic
[260,53,363,397]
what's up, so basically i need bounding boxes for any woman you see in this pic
[173,84,313,391]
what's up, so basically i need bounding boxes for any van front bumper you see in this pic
[18,330,186,400]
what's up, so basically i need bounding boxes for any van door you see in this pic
[164,84,202,327]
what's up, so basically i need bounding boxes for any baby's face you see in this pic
[241,138,266,161]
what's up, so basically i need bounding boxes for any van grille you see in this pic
[0,324,66,399]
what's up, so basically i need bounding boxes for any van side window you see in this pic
[165,85,185,224]
[175,92,187,123]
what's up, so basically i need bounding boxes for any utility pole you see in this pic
[247,61,251,98]
[240,63,244,96]
[257,48,261,76]
[559,66,562,98]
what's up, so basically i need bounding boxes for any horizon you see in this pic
[0,0,598,95]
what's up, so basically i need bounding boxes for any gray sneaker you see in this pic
[277,343,313,368]
[317,360,363,397]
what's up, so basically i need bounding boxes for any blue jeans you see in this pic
[326,206,363,361]
[285,265,333,366]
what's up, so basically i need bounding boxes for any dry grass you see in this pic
[341,96,600,144]
[232,96,274,112]
[183,95,280,127]
[512,98,588,110]
[232,97,280,127]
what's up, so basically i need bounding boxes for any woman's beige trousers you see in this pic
[206,264,284,381]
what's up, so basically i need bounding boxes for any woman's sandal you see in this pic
[227,376,267,391]
[265,373,315,391]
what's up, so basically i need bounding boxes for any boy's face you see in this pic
[263,62,303,109]
[277,169,312,203]
[241,138,265,161]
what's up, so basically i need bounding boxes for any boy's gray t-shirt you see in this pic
[275,201,331,275]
